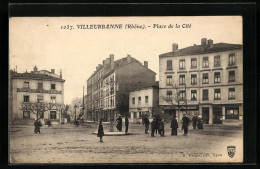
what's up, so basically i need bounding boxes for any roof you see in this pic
[10,71,65,82]
[130,81,159,93]
[160,43,242,58]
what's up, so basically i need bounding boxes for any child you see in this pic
[97,119,104,142]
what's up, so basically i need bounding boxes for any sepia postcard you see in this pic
[9,16,243,163]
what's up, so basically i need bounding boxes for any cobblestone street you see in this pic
[9,122,243,163]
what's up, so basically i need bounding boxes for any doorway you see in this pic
[202,107,209,124]
[213,107,223,124]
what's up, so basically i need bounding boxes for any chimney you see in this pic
[144,61,148,68]
[201,38,207,46]
[208,39,213,48]
[60,69,62,79]
[51,69,55,74]
[127,54,131,63]
[172,43,178,52]
[110,54,114,69]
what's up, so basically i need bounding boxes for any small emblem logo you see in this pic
[227,146,236,158]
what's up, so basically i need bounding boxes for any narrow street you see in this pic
[10,122,243,163]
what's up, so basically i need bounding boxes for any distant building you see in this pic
[129,81,159,123]
[159,38,243,125]
[9,66,65,124]
[86,55,156,122]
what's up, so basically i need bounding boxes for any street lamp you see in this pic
[74,104,78,125]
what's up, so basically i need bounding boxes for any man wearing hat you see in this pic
[116,115,123,132]
[171,115,178,135]
[143,114,150,134]
[182,113,190,136]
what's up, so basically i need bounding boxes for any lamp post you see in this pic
[74,104,77,125]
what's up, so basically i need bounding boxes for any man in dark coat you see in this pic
[34,119,41,134]
[151,117,156,137]
[192,115,198,129]
[97,119,104,142]
[116,115,122,132]
[143,114,150,134]
[171,115,178,136]
[125,116,129,134]
[158,118,165,136]
[182,114,190,136]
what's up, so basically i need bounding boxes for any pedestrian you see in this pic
[192,114,198,129]
[182,114,190,136]
[158,118,165,136]
[34,119,41,134]
[46,119,51,127]
[197,115,204,130]
[97,119,104,142]
[154,114,160,134]
[151,117,156,137]
[116,115,122,132]
[143,114,150,134]
[125,116,129,134]
[171,115,178,136]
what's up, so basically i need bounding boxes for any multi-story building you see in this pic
[86,55,156,122]
[159,38,243,125]
[129,81,159,123]
[9,66,65,124]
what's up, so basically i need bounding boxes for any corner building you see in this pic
[159,38,243,125]
[86,55,156,122]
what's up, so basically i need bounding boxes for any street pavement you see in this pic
[9,122,243,163]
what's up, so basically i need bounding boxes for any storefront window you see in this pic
[226,107,239,119]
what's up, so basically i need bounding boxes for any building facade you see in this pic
[86,55,156,122]
[129,81,159,123]
[9,66,65,124]
[159,38,243,125]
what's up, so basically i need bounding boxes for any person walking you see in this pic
[171,115,178,136]
[197,115,204,130]
[151,117,156,137]
[182,114,190,136]
[143,114,150,134]
[158,118,165,136]
[125,116,129,134]
[97,119,104,142]
[34,119,41,134]
[116,115,122,132]
[192,114,198,129]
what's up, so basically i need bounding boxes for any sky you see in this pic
[9,16,242,104]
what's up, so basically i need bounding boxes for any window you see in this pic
[167,60,172,70]
[202,89,209,100]
[179,75,185,85]
[214,72,221,83]
[38,83,43,89]
[166,91,172,101]
[37,94,44,102]
[214,89,221,100]
[191,74,197,84]
[40,111,44,118]
[179,90,185,100]
[229,71,235,82]
[191,90,197,101]
[23,81,29,88]
[23,111,30,119]
[202,73,209,84]
[138,97,141,104]
[191,58,197,68]
[179,59,185,69]
[214,55,221,67]
[145,96,148,103]
[51,84,56,90]
[226,107,239,119]
[229,53,236,66]
[202,57,209,67]
[51,96,56,103]
[23,95,30,102]
[166,75,172,86]
[132,98,135,104]
[50,111,57,119]
[228,88,235,100]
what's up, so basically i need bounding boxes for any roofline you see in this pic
[159,45,242,58]
[130,85,159,93]
[11,76,65,82]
